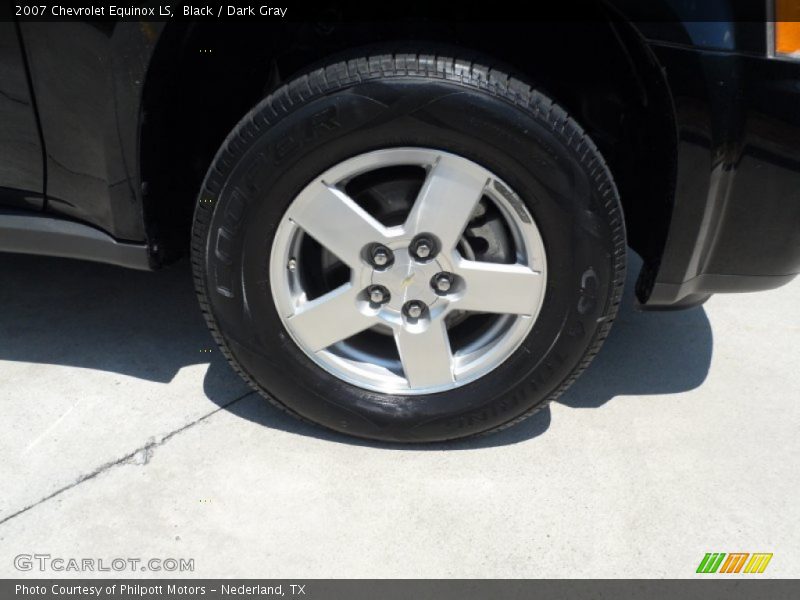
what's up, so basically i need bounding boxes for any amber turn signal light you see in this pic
[775,0,800,57]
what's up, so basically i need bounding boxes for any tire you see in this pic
[192,52,625,443]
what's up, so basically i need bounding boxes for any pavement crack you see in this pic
[0,391,255,527]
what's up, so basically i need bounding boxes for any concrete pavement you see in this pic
[1,251,797,578]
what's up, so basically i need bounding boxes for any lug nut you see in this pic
[373,249,389,266]
[368,285,389,305]
[411,236,435,261]
[433,273,452,293]
[404,300,425,319]
[370,245,392,268]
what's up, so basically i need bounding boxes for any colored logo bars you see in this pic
[696,553,773,574]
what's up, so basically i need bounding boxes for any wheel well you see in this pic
[140,14,676,271]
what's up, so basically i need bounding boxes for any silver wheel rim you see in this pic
[269,148,547,395]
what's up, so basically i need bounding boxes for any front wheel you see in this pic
[192,52,626,442]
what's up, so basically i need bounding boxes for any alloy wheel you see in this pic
[270,148,547,394]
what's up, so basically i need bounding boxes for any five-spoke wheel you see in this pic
[270,148,547,394]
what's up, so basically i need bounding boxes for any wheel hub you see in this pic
[368,247,444,316]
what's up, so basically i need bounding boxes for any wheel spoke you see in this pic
[287,182,389,268]
[455,260,543,316]
[286,285,375,352]
[405,156,488,253]
[394,320,454,388]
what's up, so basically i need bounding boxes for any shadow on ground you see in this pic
[0,251,712,449]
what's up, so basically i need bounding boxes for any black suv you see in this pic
[2,2,799,442]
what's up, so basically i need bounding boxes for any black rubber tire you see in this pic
[192,52,626,443]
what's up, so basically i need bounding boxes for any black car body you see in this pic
[2,2,799,310]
